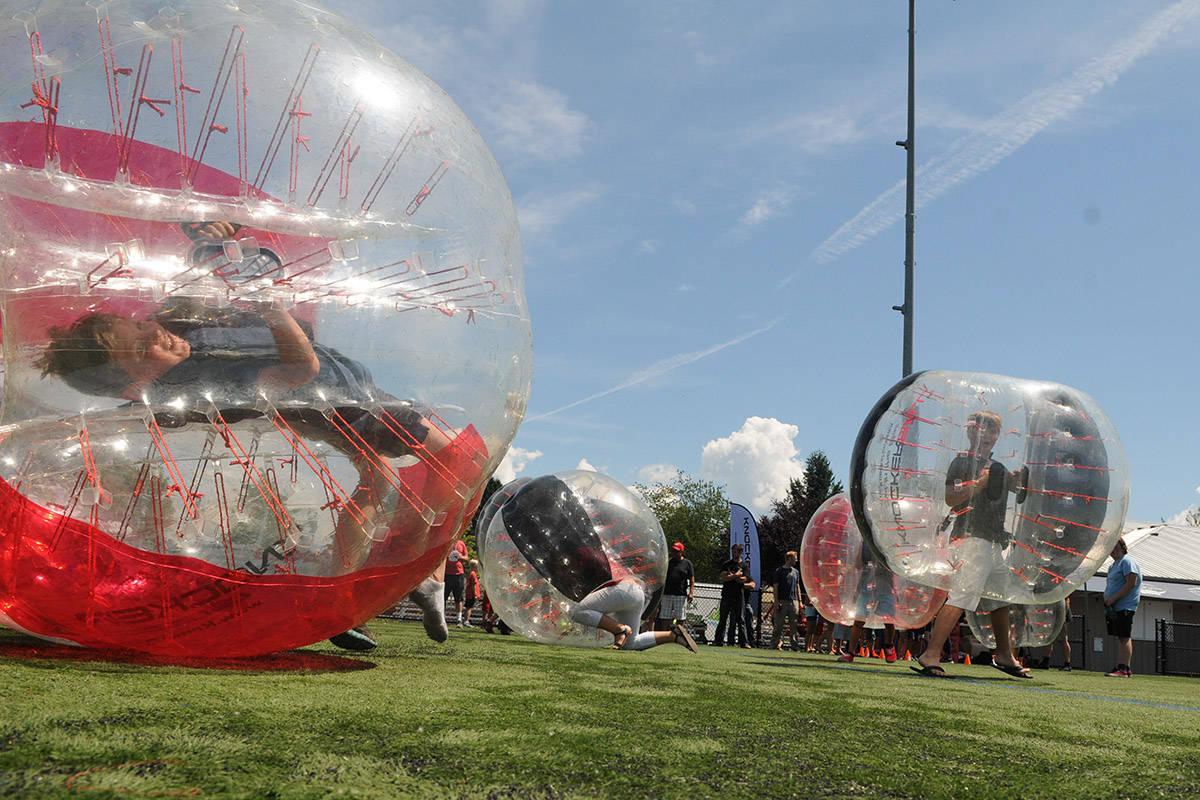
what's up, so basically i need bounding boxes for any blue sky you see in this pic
[342,1,1200,523]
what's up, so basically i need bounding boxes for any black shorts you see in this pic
[445,573,465,604]
[1105,608,1134,639]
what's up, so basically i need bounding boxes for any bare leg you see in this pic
[918,603,965,670]
[1117,636,1133,669]
[595,613,675,649]
[989,607,1029,673]
[841,621,865,661]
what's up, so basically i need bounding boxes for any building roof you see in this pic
[1081,522,1200,602]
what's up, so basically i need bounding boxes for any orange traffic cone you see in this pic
[962,652,972,666]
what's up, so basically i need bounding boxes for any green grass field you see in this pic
[2,620,1198,800]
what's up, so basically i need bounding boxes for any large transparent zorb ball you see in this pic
[850,371,1128,608]
[0,1,531,656]
[800,493,945,629]
[966,600,1067,650]
[479,470,666,647]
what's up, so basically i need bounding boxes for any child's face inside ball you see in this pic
[109,318,192,383]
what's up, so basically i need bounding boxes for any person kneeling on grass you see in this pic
[571,577,697,652]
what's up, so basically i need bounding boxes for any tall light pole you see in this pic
[892,0,916,377]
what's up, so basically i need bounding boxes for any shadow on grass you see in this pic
[747,653,1028,683]
[0,634,375,673]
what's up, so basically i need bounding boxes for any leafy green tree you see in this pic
[634,472,729,581]
[464,476,504,559]
[757,451,844,576]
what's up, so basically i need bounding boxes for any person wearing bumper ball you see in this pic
[913,411,1031,679]
[35,221,481,652]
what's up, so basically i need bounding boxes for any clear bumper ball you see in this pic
[800,493,946,629]
[849,371,1129,607]
[0,0,531,656]
[478,470,666,647]
[966,600,1067,650]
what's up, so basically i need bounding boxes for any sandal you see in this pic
[610,625,633,649]
[910,663,953,678]
[671,623,698,653]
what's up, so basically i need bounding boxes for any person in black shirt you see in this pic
[713,543,751,647]
[656,542,695,631]
[741,559,758,647]
[914,411,1030,679]
[770,550,801,650]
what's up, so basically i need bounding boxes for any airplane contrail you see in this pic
[525,318,782,421]
[780,0,1200,285]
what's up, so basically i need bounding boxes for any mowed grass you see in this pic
[1,621,1198,800]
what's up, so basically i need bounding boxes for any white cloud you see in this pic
[494,445,544,483]
[700,417,805,517]
[639,240,657,254]
[575,458,598,472]
[480,81,592,162]
[797,0,1200,276]
[637,463,681,485]
[517,187,601,237]
[1164,506,1196,526]
[735,185,796,233]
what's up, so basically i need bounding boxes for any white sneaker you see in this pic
[408,578,448,643]
[462,620,473,628]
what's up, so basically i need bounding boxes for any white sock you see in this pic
[409,578,448,643]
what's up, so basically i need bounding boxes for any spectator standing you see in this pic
[770,551,802,651]
[462,559,480,628]
[656,542,695,631]
[1104,538,1141,677]
[742,559,757,648]
[1055,596,1073,670]
[445,538,469,628]
[713,543,750,648]
[803,596,818,651]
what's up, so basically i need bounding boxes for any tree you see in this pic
[634,472,729,581]
[757,451,844,576]
[464,476,504,559]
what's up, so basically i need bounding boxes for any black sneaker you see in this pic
[329,624,377,652]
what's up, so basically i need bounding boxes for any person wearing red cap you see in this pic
[655,541,695,632]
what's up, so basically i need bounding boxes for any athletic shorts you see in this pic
[445,573,465,604]
[658,594,687,621]
[1106,608,1134,639]
[946,537,1007,612]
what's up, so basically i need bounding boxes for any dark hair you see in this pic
[34,312,133,398]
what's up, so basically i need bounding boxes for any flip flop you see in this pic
[610,625,633,650]
[992,662,1033,679]
[910,664,953,679]
[671,623,699,653]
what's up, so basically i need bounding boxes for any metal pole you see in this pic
[893,0,916,377]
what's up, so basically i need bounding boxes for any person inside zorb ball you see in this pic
[850,371,1129,677]
[479,470,697,653]
[799,493,945,664]
[0,1,531,657]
